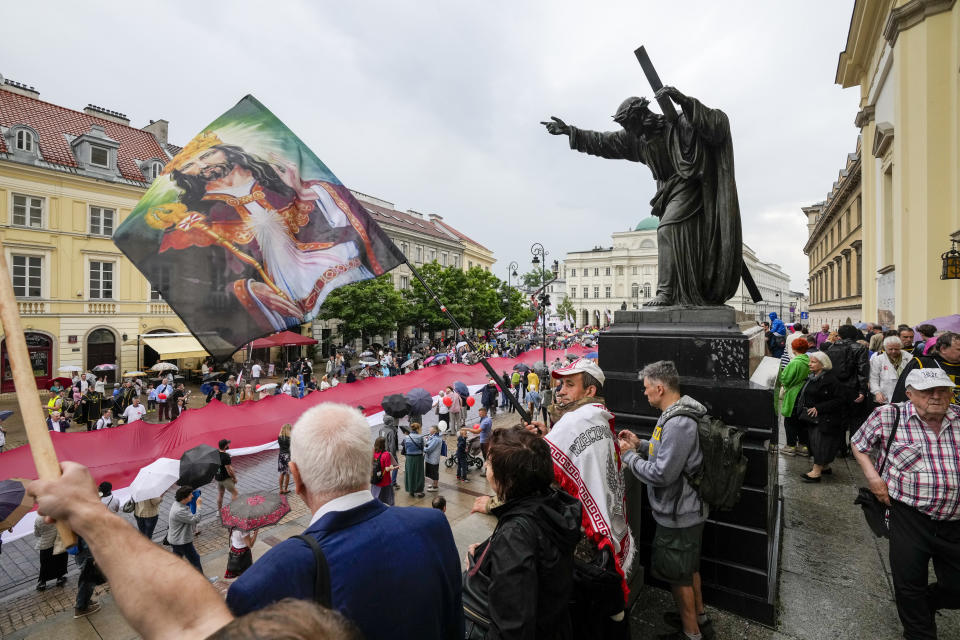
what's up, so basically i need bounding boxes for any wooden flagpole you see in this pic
[0,253,76,548]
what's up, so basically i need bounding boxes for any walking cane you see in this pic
[0,253,76,550]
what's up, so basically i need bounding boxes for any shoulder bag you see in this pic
[853,405,900,538]
[294,534,332,608]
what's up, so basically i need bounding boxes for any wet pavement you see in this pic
[1,407,958,639]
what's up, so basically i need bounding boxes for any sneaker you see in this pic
[74,602,102,618]
[662,611,714,638]
[779,445,796,456]
[36,583,46,592]
[416,492,425,498]
[463,478,470,483]
[427,486,438,492]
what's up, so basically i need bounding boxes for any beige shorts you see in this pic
[217,477,236,492]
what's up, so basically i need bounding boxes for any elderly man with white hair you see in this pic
[870,335,908,405]
[226,403,462,640]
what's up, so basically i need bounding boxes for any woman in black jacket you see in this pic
[797,351,846,482]
[463,428,581,639]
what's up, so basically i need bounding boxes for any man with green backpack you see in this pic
[618,360,746,640]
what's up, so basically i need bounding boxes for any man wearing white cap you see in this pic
[852,367,960,640]
[474,357,633,638]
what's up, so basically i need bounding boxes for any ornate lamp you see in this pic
[942,240,960,280]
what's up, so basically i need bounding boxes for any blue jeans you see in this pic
[172,542,203,573]
[135,515,158,540]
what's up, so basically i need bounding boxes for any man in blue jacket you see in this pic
[226,403,463,639]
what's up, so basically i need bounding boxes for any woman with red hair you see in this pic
[777,337,811,456]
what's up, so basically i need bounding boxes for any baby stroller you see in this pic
[444,432,484,470]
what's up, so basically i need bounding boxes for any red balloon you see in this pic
[443,396,453,407]
[157,393,167,400]
[473,424,480,429]
[466,396,476,407]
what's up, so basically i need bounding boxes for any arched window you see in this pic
[640,239,655,249]
[15,129,35,152]
[643,283,652,298]
[150,162,164,179]
[631,283,639,298]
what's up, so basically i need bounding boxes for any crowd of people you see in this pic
[13,316,957,639]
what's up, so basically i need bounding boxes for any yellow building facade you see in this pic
[803,144,864,329]
[0,81,187,391]
[836,0,960,324]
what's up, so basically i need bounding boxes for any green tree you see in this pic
[317,274,407,342]
[520,268,553,289]
[556,295,576,324]
[499,283,535,328]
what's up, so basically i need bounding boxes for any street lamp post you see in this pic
[507,261,519,289]
[531,243,548,374]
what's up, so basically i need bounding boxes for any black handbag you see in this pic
[462,538,493,639]
[853,405,900,538]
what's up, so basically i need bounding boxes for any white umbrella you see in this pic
[359,357,377,365]
[256,383,278,392]
[58,365,82,373]
[128,458,180,502]
[150,362,179,372]
[456,341,468,349]
[93,363,117,371]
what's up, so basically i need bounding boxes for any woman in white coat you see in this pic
[869,336,908,405]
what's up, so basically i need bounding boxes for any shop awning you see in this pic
[250,330,318,348]
[141,335,209,359]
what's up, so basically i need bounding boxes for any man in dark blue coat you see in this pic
[226,403,463,639]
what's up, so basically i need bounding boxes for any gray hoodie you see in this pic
[622,395,708,528]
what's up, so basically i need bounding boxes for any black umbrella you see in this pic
[566,354,579,361]
[179,444,221,488]
[202,371,228,382]
[513,363,530,372]
[381,394,410,419]
[405,388,433,416]
[0,479,34,530]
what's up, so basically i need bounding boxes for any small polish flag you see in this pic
[493,317,506,330]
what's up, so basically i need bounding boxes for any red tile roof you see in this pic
[432,218,491,252]
[0,90,170,183]
[360,199,454,242]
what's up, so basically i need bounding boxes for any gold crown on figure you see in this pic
[162,131,225,175]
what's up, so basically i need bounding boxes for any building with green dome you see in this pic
[561,219,801,328]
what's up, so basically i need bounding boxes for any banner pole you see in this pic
[0,253,77,549]
[404,259,531,423]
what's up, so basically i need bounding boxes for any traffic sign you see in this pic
[800,311,809,320]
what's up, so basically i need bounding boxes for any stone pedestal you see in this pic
[603,306,782,625]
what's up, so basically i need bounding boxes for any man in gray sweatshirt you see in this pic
[618,360,711,640]
[168,485,203,573]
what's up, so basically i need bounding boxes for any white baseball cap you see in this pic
[551,358,605,386]
[905,368,955,391]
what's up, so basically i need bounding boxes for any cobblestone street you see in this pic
[2,410,959,639]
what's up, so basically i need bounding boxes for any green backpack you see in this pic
[672,411,748,511]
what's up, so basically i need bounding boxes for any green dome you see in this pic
[634,216,659,231]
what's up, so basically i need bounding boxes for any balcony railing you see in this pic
[149,303,173,315]
[87,302,116,314]
[17,300,46,314]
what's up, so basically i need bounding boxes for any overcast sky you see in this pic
[2,1,859,291]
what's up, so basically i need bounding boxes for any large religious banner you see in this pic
[114,96,404,359]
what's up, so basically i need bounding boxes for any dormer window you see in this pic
[90,145,110,167]
[149,161,164,179]
[15,129,34,152]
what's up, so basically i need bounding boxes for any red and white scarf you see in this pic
[545,399,634,593]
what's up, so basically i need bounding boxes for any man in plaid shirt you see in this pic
[851,368,960,640]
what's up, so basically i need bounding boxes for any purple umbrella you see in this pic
[405,388,433,417]
[0,479,34,530]
[915,314,960,333]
